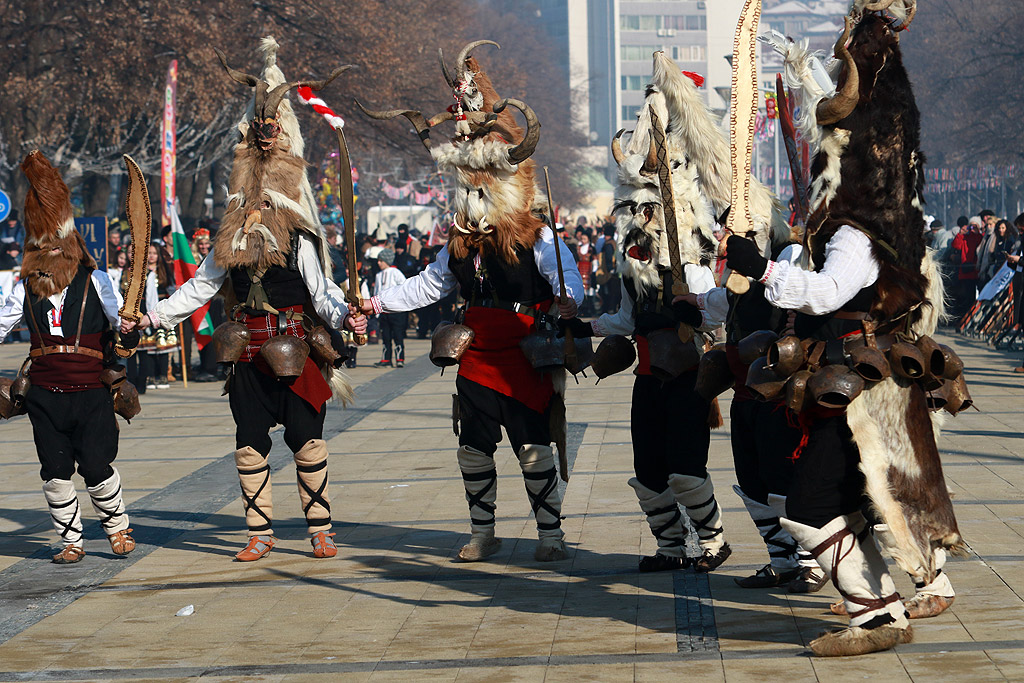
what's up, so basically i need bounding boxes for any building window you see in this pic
[622,105,642,121]
[620,15,661,31]
[620,75,647,91]
[660,15,707,31]
[621,45,661,61]
[670,45,707,64]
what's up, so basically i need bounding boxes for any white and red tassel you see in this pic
[296,86,345,129]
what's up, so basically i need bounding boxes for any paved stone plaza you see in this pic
[0,333,1021,682]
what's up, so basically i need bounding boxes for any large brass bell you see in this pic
[99,366,128,392]
[944,374,973,415]
[647,328,699,382]
[591,335,636,379]
[848,345,891,382]
[695,347,734,402]
[766,335,806,376]
[926,380,950,412]
[888,341,926,380]
[938,344,964,380]
[213,321,251,364]
[564,336,595,376]
[745,356,786,401]
[914,335,945,390]
[784,370,812,412]
[0,378,25,419]
[113,381,142,421]
[11,374,30,407]
[430,322,475,368]
[259,334,310,380]
[737,330,779,365]
[520,326,565,373]
[307,325,342,368]
[807,364,865,409]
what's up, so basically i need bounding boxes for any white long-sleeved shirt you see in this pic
[370,227,584,314]
[374,266,407,299]
[760,225,879,315]
[0,271,123,339]
[591,263,726,337]
[149,235,350,329]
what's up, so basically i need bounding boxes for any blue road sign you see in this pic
[0,189,10,223]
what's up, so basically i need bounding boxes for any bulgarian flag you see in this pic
[169,205,214,349]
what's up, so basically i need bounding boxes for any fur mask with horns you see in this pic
[358,40,543,265]
[212,37,350,273]
[19,151,96,299]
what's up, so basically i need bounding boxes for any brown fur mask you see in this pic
[213,137,311,271]
[20,151,95,297]
[434,57,544,264]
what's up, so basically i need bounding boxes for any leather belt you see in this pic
[473,299,552,324]
[30,346,105,360]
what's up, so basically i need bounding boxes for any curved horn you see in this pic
[355,101,433,150]
[815,16,860,126]
[863,0,898,10]
[427,110,455,127]
[641,130,659,175]
[493,98,540,165]
[611,129,627,167]
[213,48,260,87]
[262,65,355,119]
[454,40,501,84]
[438,48,456,88]
[898,0,917,30]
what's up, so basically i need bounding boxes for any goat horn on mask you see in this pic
[611,129,627,167]
[262,65,354,121]
[815,16,860,126]
[493,98,541,164]
[454,40,500,85]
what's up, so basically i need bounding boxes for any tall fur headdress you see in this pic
[20,151,95,298]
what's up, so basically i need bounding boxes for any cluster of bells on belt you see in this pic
[152,327,179,351]
[693,329,972,416]
[429,320,598,377]
[0,363,141,422]
[211,320,349,381]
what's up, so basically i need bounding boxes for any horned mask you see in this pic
[358,40,544,264]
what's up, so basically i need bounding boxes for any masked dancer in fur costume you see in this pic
[0,152,136,564]
[561,55,734,573]
[726,1,965,656]
[356,41,582,563]
[122,39,365,562]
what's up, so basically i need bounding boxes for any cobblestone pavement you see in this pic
[0,333,1021,682]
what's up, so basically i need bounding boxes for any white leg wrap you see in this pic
[458,446,498,538]
[629,478,686,558]
[86,468,130,535]
[669,474,725,552]
[734,486,798,570]
[43,479,83,548]
[914,548,955,598]
[294,439,331,534]
[781,514,909,629]
[518,445,564,541]
[235,447,273,537]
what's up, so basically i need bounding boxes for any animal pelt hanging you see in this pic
[19,151,96,298]
[432,57,545,266]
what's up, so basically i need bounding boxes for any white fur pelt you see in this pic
[651,51,783,246]
[846,247,962,585]
[760,32,835,152]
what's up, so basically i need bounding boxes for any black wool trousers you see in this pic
[630,371,711,492]
[229,363,326,457]
[456,375,551,456]
[380,312,408,363]
[26,386,119,486]
[784,412,866,528]
[730,398,801,504]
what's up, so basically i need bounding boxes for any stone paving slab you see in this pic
[0,333,1021,681]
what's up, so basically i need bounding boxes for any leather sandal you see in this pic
[693,542,732,573]
[235,535,275,562]
[108,528,136,556]
[638,552,690,573]
[52,545,86,565]
[311,531,338,558]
